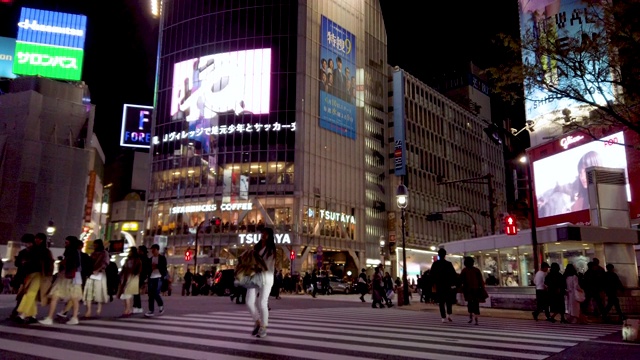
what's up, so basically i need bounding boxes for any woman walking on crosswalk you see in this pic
[246,227,276,338]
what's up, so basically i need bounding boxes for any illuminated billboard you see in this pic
[0,37,16,79]
[319,16,356,139]
[532,131,630,221]
[120,104,154,148]
[170,48,271,121]
[13,7,87,81]
[518,0,614,122]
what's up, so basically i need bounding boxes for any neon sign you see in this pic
[239,233,292,244]
[559,135,584,149]
[153,122,296,145]
[18,19,84,37]
[120,104,154,149]
[310,209,356,224]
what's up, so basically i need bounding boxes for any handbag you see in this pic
[574,287,586,302]
[235,271,265,289]
[478,287,489,303]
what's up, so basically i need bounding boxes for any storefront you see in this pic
[441,223,639,288]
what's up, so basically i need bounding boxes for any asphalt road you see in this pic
[0,293,637,359]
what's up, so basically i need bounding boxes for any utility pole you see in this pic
[437,174,496,235]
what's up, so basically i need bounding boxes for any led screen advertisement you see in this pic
[13,7,87,81]
[319,16,357,139]
[0,36,16,79]
[532,131,631,225]
[120,104,154,148]
[518,0,614,122]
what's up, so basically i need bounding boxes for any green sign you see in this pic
[12,42,83,81]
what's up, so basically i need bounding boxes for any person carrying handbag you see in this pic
[460,256,486,325]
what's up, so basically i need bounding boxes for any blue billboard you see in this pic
[319,16,356,139]
[0,37,16,79]
[17,7,87,49]
[519,0,613,122]
[393,69,406,176]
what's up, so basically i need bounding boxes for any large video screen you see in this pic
[533,131,630,218]
[170,48,271,122]
[319,15,356,139]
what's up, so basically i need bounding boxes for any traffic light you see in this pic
[505,215,517,235]
[213,217,222,233]
[184,249,193,261]
[290,250,296,260]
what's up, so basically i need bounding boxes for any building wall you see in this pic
[390,68,506,247]
[0,79,98,246]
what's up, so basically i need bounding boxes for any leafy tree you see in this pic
[485,0,640,138]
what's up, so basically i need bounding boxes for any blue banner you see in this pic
[0,37,16,79]
[17,7,87,50]
[319,16,356,139]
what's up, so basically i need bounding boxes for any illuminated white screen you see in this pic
[170,48,271,121]
[533,131,630,218]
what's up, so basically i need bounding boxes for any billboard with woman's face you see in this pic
[531,131,633,225]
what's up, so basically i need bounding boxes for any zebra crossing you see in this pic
[0,307,623,359]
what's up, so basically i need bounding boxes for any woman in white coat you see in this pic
[564,264,586,324]
[246,227,276,338]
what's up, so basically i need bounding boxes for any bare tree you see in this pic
[485,0,640,138]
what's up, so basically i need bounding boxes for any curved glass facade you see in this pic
[146,1,389,278]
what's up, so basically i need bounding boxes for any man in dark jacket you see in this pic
[430,248,458,322]
[144,244,167,317]
[603,263,625,322]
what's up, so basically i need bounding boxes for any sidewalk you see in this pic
[397,300,534,320]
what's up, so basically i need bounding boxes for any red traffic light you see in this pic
[505,215,517,235]
[289,250,295,260]
[184,249,193,261]
[214,218,221,227]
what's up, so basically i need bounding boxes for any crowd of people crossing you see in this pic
[7,233,170,326]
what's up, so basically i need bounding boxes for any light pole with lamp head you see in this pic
[379,235,385,265]
[396,184,410,305]
[46,220,56,248]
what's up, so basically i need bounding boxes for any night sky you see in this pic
[0,0,523,164]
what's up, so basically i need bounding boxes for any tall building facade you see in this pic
[389,67,506,278]
[0,77,104,247]
[146,0,389,278]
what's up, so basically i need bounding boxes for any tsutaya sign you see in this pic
[310,209,356,224]
[170,202,253,214]
[239,233,292,244]
[153,122,296,145]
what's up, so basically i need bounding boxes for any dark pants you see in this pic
[312,283,317,297]
[467,300,480,315]
[533,289,550,319]
[148,278,164,312]
[437,291,453,318]
[604,293,624,319]
[585,291,606,315]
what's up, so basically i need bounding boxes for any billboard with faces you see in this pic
[531,131,634,226]
[319,15,357,139]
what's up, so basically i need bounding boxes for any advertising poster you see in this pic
[319,16,356,139]
[518,0,613,121]
[222,168,243,203]
[532,131,631,223]
[13,7,87,81]
[0,36,16,79]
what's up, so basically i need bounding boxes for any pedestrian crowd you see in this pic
[8,232,170,326]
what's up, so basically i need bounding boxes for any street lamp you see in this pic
[518,155,540,272]
[379,235,385,264]
[396,184,410,306]
[46,220,56,248]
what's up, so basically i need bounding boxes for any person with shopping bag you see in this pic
[430,248,458,323]
[460,256,486,325]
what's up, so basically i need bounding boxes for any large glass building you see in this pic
[146,0,390,279]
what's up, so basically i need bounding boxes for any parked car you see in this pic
[213,269,236,296]
[309,276,353,294]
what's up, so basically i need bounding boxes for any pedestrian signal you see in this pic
[290,250,295,260]
[505,215,517,235]
[185,249,193,261]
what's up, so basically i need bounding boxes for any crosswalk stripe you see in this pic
[0,306,622,360]
[264,308,620,339]
[117,317,552,359]
[0,324,253,360]
[0,337,124,360]
[183,313,580,347]
[96,319,485,360]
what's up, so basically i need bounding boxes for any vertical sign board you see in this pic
[120,104,154,148]
[393,69,407,176]
[319,15,357,139]
[13,7,87,81]
[0,37,17,78]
